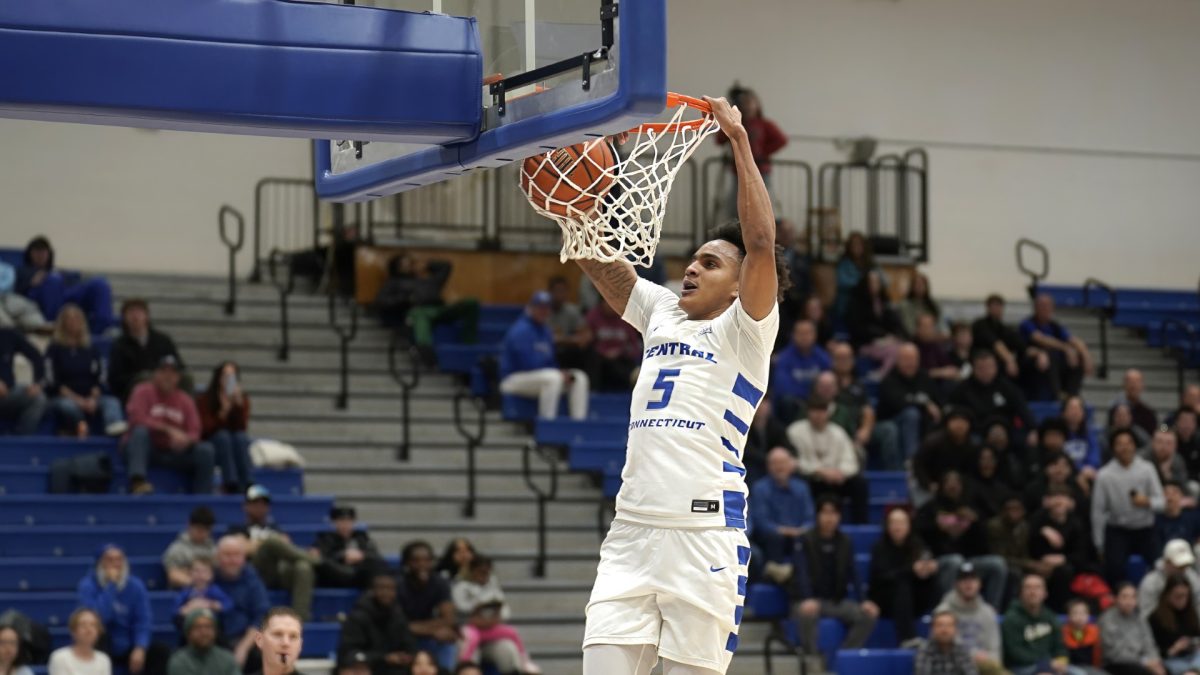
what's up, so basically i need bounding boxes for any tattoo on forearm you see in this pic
[579,260,635,301]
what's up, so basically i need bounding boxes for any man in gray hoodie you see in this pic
[162,507,218,588]
[1099,582,1165,675]
[934,564,1007,675]
[1137,539,1200,619]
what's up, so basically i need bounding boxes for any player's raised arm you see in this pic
[704,96,778,321]
[575,259,637,315]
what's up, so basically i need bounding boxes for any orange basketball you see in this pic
[521,141,617,217]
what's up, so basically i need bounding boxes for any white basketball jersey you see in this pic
[616,278,778,529]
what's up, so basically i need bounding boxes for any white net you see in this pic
[519,100,719,267]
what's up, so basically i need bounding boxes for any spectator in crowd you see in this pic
[1155,483,1200,554]
[456,665,484,675]
[437,538,478,582]
[898,273,941,337]
[935,563,1005,675]
[77,544,169,675]
[396,541,460,671]
[984,419,1028,487]
[803,295,835,348]
[46,304,125,437]
[1061,397,1101,482]
[1174,408,1200,480]
[1113,370,1160,438]
[1028,486,1093,612]
[793,497,878,662]
[312,505,386,589]
[743,398,792,484]
[228,485,315,621]
[715,84,787,219]
[1148,575,1200,675]
[16,236,115,330]
[1020,295,1092,400]
[166,608,238,675]
[1003,574,1081,675]
[912,407,977,507]
[1101,582,1166,675]
[951,349,1036,446]
[498,291,588,420]
[48,608,111,675]
[196,362,254,495]
[173,556,233,631]
[1143,429,1190,493]
[971,295,1025,381]
[584,299,641,391]
[771,319,831,417]
[879,342,944,463]
[915,612,978,675]
[750,446,814,584]
[869,507,940,648]
[382,255,479,365]
[789,394,869,523]
[949,321,975,375]
[122,356,215,495]
[0,326,46,435]
[1063,598,1104,673]
[1093,428,1166,587]
[0,260,46,332]
[451,556,539,674]
[546,276,590,371]
[337,574,419,675]
[970,445,1018,520]
[409,651,439,675]
[811,372,878,470]
[829,342,899,468]
[916,470,1009,608]
[834,232,880,321]
[1110,403,1154,453]
[163,506,218,589]
[108,299,186,403]
[212,535,270,669]
[1138,540,1200,621]
[915,313,960,394]
[846,271,906,374]
[1025,453,1089,522]
[0,626,33,675]
[775,219,813,351]
[988,495,1039,598]
[1030,419,1076,488]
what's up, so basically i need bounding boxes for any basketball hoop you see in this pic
[520,93,719,267]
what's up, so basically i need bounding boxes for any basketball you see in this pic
[521,141,617,217]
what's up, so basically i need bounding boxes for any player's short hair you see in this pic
[260,606,303,631]
[705,222,792,303]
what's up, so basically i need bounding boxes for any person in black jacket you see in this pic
[338,574,420,675]
[312,506,387,589]
[846,271,906,373]
[879,343,944,463]
[376,254,479,367]
[792,497,878,663]
[1027,485,1093,612]
[911,406,977,506]
[107,299,187,402]
[971,295,1024,383]
[968,444,1017,521]
[915,470,1009,609]
[869,507,940,647]
[950,349,1036,447]
[0,326,47,435]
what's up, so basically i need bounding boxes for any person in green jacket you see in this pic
[167,609,241,675]
[1002,574,1086,675]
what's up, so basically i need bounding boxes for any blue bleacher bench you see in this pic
[837,649,915,675]
[0,524,337,558]
[0,495,332,527]
[0,465,303,497]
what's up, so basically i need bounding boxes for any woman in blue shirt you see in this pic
[45,304,126,437]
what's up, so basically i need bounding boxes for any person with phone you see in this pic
[196,361,254,494]
[1092,428,1166,587]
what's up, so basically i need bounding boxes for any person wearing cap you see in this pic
[912,406,978,507]
[0,325,46,435]
[878,342,945,462]
[228,486,316,621]
[121,355,215,495]
[166,608,239,675]
[1093,428,1166,588]
[107,299,187,402]
[77,543,170,675]
[789,393,869,524]
[337,574,419,675]
[1137,540,1200,620]
[312,506,387,589]
[163,506,219,589]
[935,563,1006,675]
[497,291,589,420]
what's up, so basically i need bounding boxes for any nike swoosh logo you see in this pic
[709,566,727,573]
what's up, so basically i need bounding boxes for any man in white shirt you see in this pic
[789,394,869,523]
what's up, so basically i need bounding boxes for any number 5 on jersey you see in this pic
[647,368,681,410]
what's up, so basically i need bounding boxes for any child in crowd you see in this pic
[173,557,232,624]
[451,556,540,674]
[1063,598,1105,674]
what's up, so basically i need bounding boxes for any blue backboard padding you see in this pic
[0,0,481,143]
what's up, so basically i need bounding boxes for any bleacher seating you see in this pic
[1039,284,1200,365]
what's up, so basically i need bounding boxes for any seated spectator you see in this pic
[167,608,238,675]
[107,299,186,402]
[48,608,111,675]
[0,260,47,333]
[915,313,959,393]
[1101,582,1166,675]
[1020,294,1092,400]
[77,544,169,675]
[227,485,315,621]
[988,495,1039,596]
[803,295,834,348]
[771,319,831,418]
[1155,482,1200,554]
[122,356,215,494]
[846,271,905,374]
[1143,428,1190,493]
[743,398,792,484]
[1004,574,1084,675]
[436,538,478,582]
[983,417,1029,486]
[750,446,814,583]
[46,304,125,437]
[451,556,539,674]
[397,541,460,671]
[898,272,941,337]
[0,326,46,435]
[833,232,880,321]
[915,611,976,675]
[971,295,1024,381]
[1094,429,1166,587]
[0,626,33,675]
[1025,453,1089,519]
[1061,397,1101,482]
[935,563,1005,675]
[775,219,813,352]
[916,470,1008,608]
[948,320,973,369]
[16,236,114,330]
[196,362,254,494]
[792,497,878,664]
[173,556,233,630]
[789,394,869,523]
[878,342,943,462]
[380,254,479,365]
[1174,408,1200,481]
[829,342,900,468]
[312,505,387,589]
[869,507,940,648]
[584,299,641,392]
[1148,575,1200,675]
[811,372,879,469]
[970,445,1018,520]
[337,574,419,675]
[1063,598,1104,673]
[409,651,440,675]
[546,276,591,371]
[1028,486,1093,612]
[912,407,977,506]
[1113,370,1160,438]
[1110,403,1154,453]
[1138,541,1200,621]
[212,535,270,669]
[951,349,1036,447]
[1184,386,1200,416]
[498,292,588,420]
[163,506,218,589]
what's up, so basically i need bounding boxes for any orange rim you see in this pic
[628,92,714,134]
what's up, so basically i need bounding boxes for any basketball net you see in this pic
[520,95,719,267]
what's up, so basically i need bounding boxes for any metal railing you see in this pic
[1161,319,1198,400]
[454,391,487,518]
[521,442,558,578]
[217,205,246,315]
[327,294,359,410]
[813,150,930,262]
[267,249,297,362]
[1082,278,1116,380]
[1015,238,1050,299]
[388,334,420,461]
[763,630,807,675]
[252,177,319,282]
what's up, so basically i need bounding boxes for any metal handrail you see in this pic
[389,334,421,462]
[453,391,487,518]
[521,442,559,578]
[327,294,359,410]
[763,629,807,675]
[1161,319,1198,400]
[251,177,318,282]
[1015,238,1049,299]
[1082,278,1116,380]
[217,205,246,316]
[266,249,297,361]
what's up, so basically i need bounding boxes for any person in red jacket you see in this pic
[715,84,787,219]
[196,361,254,494]
[1063,598,1104,671]
[122,355,215,494]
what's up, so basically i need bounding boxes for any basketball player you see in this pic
[255,607,304,675]
[579,96,790,675]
